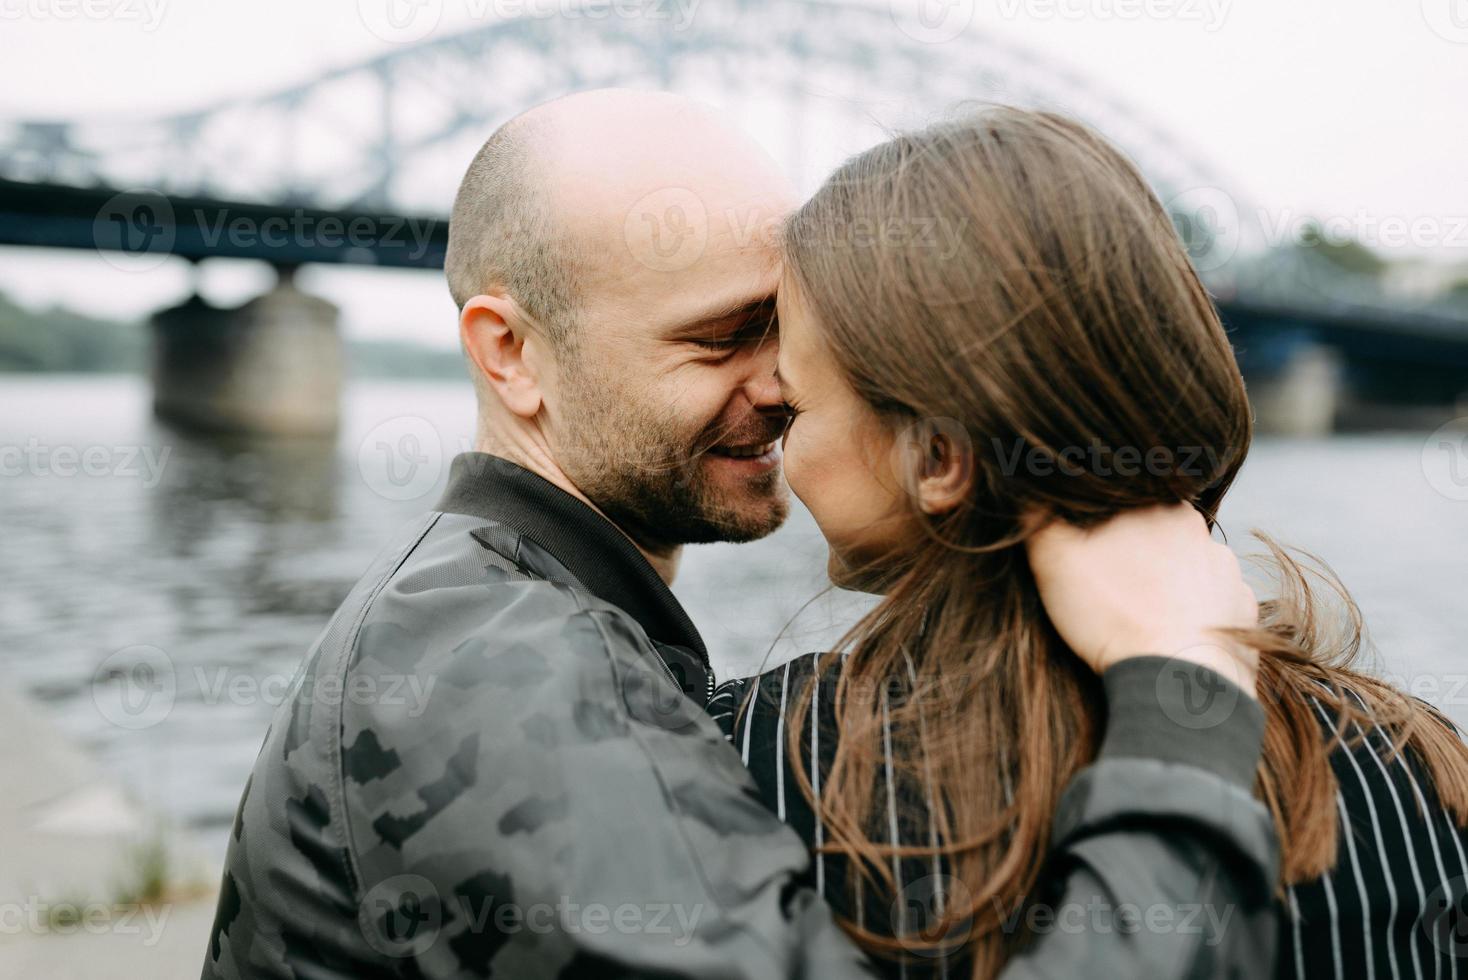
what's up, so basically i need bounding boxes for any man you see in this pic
[201,89,1276,979]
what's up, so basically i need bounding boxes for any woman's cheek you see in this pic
[782,420,840,531]
[779,422,815,511]
[786,416,857,549]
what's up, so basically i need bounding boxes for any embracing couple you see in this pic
[202,90,1468,980]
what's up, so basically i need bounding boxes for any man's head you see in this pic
[446,89,797,555]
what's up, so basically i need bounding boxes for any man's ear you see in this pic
[892,417,974,516]
[459,293,544,419]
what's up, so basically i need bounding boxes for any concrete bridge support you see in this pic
[1247,342,1343,437]
[150,268,341,437]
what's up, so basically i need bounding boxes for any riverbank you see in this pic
[0,684,218,978]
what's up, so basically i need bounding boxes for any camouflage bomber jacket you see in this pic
[201,451,1277,979]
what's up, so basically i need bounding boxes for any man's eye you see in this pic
[687,320,774,353]
[690,337,740,351]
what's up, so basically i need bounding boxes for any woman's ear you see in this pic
[892,417,975,515]
[459,293,544,419]
[916,429,975,515]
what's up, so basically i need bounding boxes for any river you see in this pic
[3,373,1466,859]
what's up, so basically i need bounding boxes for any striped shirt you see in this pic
[710,652,1468,980]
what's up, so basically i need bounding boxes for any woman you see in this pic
[711,107,1468,979]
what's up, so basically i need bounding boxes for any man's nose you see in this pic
[743,338,781,410]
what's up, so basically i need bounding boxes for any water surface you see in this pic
[3,374,1464,858]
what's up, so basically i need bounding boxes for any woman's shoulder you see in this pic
[708,652,846,741]
[712,652,847,704]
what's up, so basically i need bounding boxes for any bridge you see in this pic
[1,0,1463,434]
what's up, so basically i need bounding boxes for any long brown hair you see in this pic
[776,106,1468,977]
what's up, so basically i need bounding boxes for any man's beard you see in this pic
[552,361,789,551]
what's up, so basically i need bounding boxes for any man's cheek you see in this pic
[682,404,731,451]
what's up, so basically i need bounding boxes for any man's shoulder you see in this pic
[334,516,690,873]
[373,509,633,632]
[206,511,693,977]
[349,513,653,713]
[349,508,712,741]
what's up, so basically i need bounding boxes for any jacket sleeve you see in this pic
[998,656,1278,979]
[340,584,878,979]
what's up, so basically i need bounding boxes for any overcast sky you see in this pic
[2,0,1465,347]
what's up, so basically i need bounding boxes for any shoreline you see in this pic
[0,683,218,978]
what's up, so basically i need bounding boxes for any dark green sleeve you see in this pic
[1000,656,1277,979]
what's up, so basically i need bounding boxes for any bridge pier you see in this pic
[1246,341,1343,437]
[150,267,342,437]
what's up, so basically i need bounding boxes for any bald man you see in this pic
[200,89,867,980]
[201,91,1277,979]
[448,89,795,571]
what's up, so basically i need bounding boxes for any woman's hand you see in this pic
[1024,503,1260,696]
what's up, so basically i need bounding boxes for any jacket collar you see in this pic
[433,452,709,667]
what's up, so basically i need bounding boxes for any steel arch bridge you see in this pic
[1,0,1466,406]
[0,0,1392,300]
[0,2,1252,255]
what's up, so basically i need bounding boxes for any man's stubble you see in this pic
[552,354,789,552]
